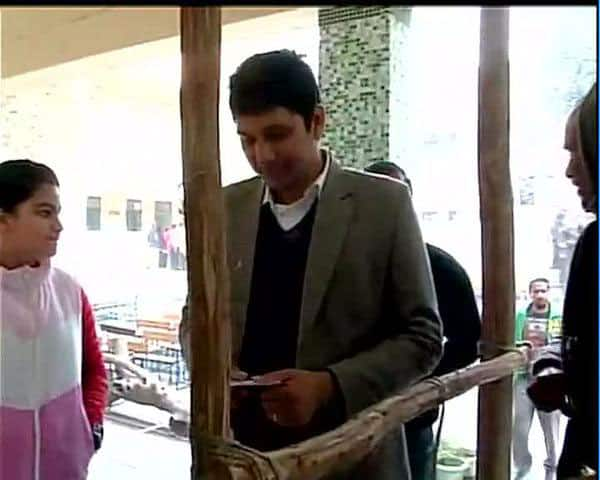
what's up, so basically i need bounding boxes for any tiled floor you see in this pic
[439,387,567,480]
[88,399,191,480]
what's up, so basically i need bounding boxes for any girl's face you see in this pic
[0,184,63,266]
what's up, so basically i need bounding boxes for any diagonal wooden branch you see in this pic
[197,348,528,480]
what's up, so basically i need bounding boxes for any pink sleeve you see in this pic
[81,289,108,425]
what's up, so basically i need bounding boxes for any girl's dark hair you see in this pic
[229,49,321,131]
[0,159,59,213]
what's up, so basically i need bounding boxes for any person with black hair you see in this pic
[365,161,481,480]
[0,159,107,480]
[180,50,442,479]
[528,83,598,478]
[513,277,562,480]
[364,161,413,193]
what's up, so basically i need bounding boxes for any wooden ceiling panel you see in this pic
[1,7,294,77]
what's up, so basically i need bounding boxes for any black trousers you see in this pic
[558,418,598,478]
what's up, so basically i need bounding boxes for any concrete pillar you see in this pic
[318,6,411,169]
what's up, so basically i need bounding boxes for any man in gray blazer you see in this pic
[179,49,442,479]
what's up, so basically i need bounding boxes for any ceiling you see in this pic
[1,7,295,78]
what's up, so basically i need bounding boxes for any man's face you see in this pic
[529,281,550,309]
[236,106,325,197]
[0,184,63,264]
[564,110,595,212]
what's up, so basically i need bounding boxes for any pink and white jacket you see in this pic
[0,263,108,480]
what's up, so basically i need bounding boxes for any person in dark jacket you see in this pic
[528,83,597,478]
[365,161,481,480]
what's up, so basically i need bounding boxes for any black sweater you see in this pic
[561,220,598,472]
[234,202,319,450]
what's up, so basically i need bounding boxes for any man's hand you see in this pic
[527,372,567,413]
[257,369,335,427]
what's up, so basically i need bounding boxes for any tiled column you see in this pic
[318,7,411,168]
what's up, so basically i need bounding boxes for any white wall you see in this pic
[0,8,319,289]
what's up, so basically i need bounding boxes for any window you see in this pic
[154,201,172,229]
[126,199,143,231]
[518,176,535,206]
[86,196,101,231]
[422,211,439,222]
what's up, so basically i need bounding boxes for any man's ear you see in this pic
[0,210,11,233]
[312,106,326,141]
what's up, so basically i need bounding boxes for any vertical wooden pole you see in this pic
[180,7,231,479]
[476,7,514,480]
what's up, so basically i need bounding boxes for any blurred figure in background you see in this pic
[513,277,562,480]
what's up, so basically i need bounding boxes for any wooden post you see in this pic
[476,7,514,480]
[180,6,231,479]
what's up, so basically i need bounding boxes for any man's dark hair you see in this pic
[229,49,321,130]
[529,277,550,291]
[0,159,59,213]
[364,161,413,194]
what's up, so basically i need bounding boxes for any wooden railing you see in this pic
[192,348,527,480]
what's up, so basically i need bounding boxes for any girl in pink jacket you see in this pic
[0,159,108,480]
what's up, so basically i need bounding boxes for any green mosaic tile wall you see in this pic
[319,7,394,169]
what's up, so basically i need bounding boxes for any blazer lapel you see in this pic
[299,160,354,339]
[228,178,263,361]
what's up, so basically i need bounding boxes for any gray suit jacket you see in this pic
[180,158,443,479]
